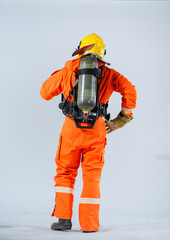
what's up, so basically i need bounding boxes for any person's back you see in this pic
[40,33,137,232]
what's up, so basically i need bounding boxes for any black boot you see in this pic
[51,219,72,231]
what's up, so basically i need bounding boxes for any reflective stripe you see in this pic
[55,187,74,195]
[79,198,100,204]
[122,108,134,114]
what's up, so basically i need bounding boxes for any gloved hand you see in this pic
[105,111,133,134]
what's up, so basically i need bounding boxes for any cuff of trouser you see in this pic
[79,203,100,231]
[52,191,74,219]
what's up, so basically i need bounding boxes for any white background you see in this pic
[0,0,170,239]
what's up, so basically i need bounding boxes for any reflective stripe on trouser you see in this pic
[79,146,104,231]
[52,187,75,219]
[52,143,81,219]
[52,117,106,229]
[79,198,101,231]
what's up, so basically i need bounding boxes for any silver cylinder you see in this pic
[77,55,98,111]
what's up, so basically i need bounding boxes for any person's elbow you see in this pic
[40,88,52,101]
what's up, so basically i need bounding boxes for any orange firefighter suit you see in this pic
[40,58,137,231]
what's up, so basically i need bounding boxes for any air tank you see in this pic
[77,55,98,111]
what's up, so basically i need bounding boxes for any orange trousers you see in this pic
[52,117,107,231]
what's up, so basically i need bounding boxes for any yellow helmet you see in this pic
[72,33,106,60]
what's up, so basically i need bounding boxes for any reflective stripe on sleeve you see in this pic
[122,108,134,114]
[55,187,74,195]
[79,198,100,204]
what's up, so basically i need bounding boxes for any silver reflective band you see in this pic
[79,198,100,204]
[122,108,134,114]
[55,187,74,195]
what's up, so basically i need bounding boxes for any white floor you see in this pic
[0,213,170,240]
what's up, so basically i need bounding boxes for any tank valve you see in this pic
[83,112,89,118]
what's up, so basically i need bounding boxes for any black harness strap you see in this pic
[59,65,110,129]
[78,68,102,79]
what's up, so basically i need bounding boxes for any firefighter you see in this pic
[40,33,137,232]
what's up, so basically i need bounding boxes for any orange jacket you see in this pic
[40,58,137,113]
